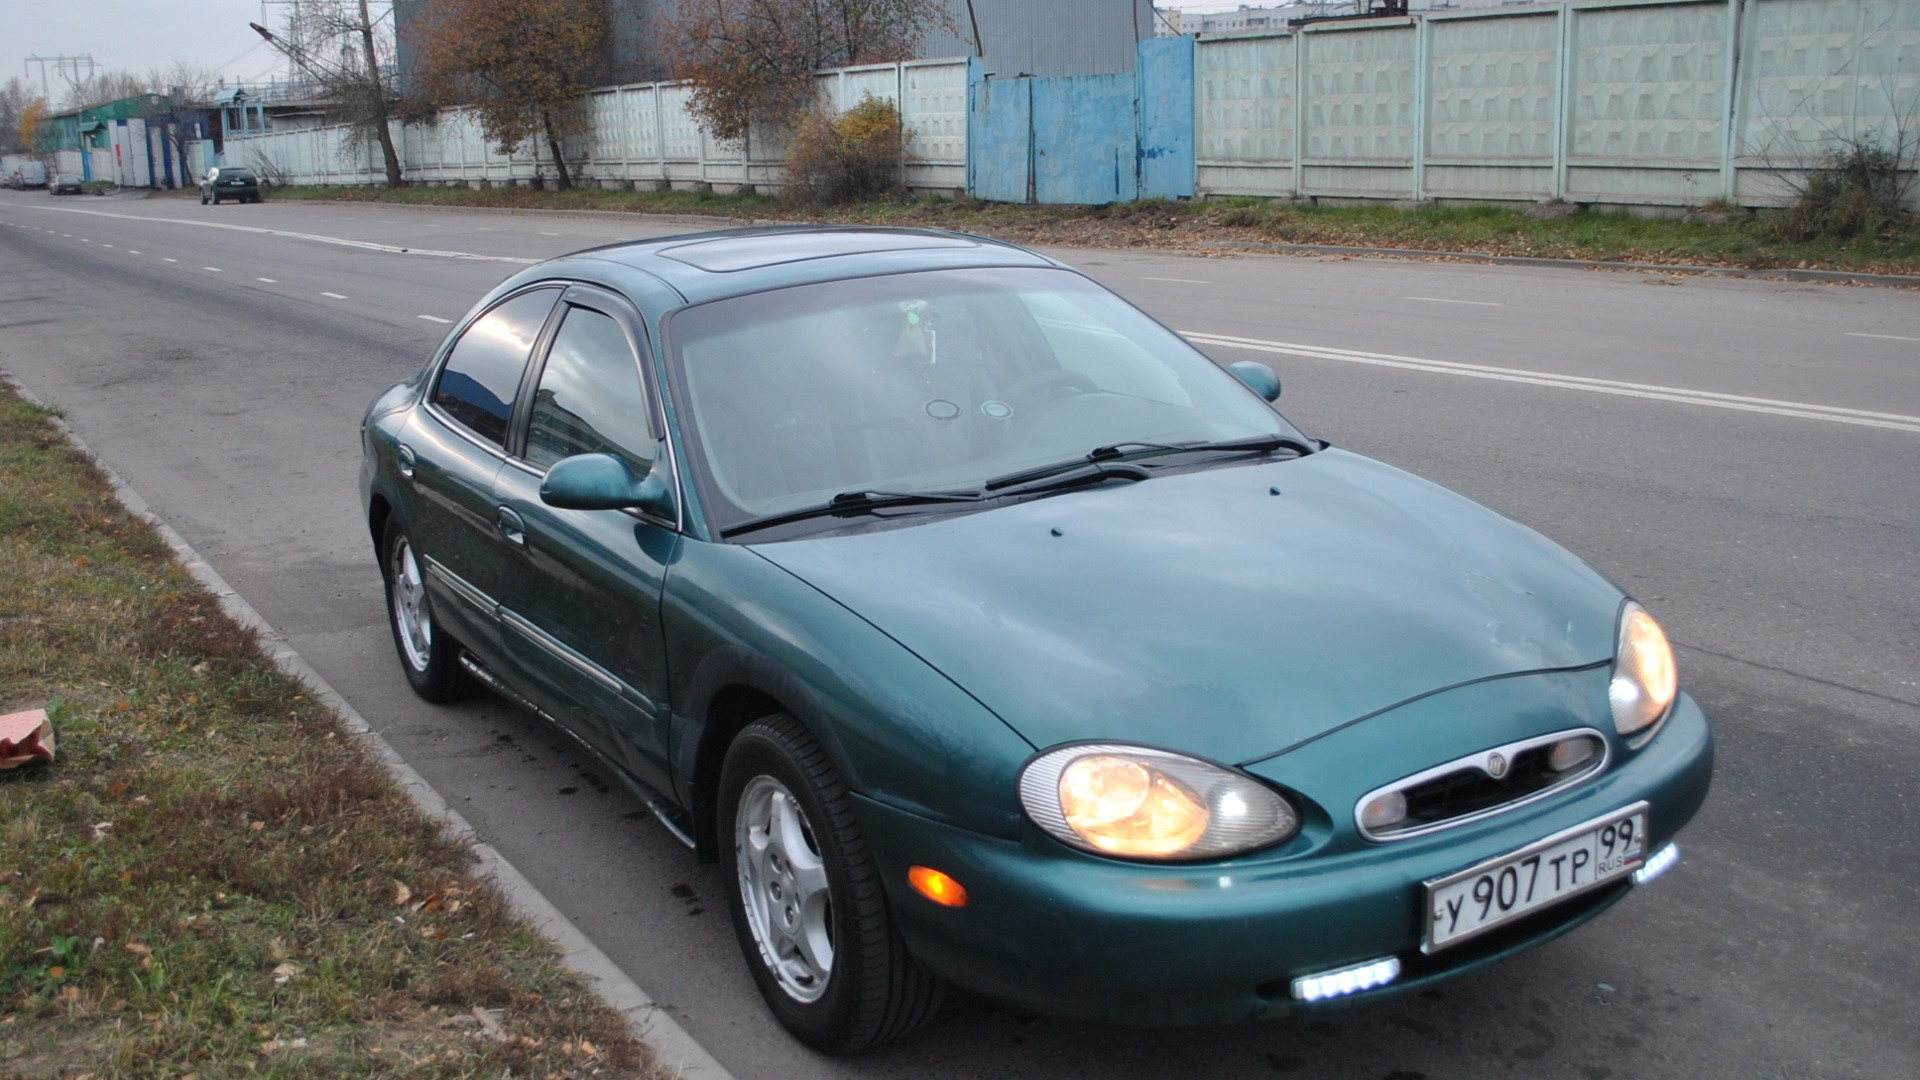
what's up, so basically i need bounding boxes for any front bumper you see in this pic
[858,691,1712,1025]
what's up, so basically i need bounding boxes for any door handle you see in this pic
[396,443,416,479]
[496,506,527,547]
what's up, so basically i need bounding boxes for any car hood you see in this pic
[750,448,1624,765]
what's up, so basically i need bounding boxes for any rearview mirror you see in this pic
[1227,361,1281,402]
[540,453,675,519]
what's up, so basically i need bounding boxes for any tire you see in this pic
[200,192,208,204]
[720,715,944,1053]
[380,516,471,702]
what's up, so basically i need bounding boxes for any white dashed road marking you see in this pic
[417,315,453,324]
[257,277,277,283]
[1847,332,1920,343]
[321,292,348,299]
[1143,276,1209,284]
[1407,296,1502,306]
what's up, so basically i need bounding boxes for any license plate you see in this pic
[1423,802,1647,952]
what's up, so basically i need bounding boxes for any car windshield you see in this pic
[666,266,1306,532]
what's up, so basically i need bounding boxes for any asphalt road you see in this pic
[2,189,1916,1080]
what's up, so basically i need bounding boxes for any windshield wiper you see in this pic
[984,434,1310,492]
[722,488,984,538]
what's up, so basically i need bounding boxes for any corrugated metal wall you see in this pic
[925,0,1156,76]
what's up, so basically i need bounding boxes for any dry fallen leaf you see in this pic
[271,962,301,984]
[392,880,412,906]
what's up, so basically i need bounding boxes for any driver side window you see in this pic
[524,305,656,473]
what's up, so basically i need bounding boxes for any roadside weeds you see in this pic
[267,185,1920,278]
[0,385,672,1079]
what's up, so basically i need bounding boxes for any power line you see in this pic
[23,54,97,100]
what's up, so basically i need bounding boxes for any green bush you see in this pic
[783,95,905,206]
[1770,140,1915,240]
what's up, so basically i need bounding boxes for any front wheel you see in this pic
[720,715,944,1052]
[380,517,471,702]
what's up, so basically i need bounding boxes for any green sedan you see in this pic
[359,227,1712,1052]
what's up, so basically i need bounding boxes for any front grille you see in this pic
[1403,745,1562,824]
[1356,729,1608,841]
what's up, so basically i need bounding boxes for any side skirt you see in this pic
[458,651,696,849]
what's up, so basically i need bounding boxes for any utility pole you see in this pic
[250,2,403,186]
[24,54,97,102]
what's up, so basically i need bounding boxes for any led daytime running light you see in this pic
[1291,957,1401,1002]
[1633,842,1680,886]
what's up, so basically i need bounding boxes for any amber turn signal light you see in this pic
[908,866,968,907]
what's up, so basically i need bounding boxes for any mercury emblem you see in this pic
[1486,752,1509,778]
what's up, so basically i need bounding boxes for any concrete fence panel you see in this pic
[1423,9,1560,200]
[1566,0,1731,206]
[1191,0,1915,210]
[1734,0,1920,206]
[1301,19,1418,197]
[1196,32,1298,196]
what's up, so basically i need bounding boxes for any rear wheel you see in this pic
[380,517,471,702]
[211,192,220,205]
[720,715,944,1052]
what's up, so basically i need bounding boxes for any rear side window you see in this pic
[433,288,559,446]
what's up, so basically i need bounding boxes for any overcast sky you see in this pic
[2,1,313,96]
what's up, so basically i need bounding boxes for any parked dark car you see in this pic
[49,175,85,195]
[360,227,1712,1052]
[199,165,260,204]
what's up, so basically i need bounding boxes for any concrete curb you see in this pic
[266,193,1920,288]
[1,371,736,1080]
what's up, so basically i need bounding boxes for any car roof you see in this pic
[517,226,1065,308]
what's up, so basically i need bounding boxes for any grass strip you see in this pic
[0,386,669,1078]
[270,186,1920,277]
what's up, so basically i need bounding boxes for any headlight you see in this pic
[1019,744,1298,861]
[1610,602,1677,737]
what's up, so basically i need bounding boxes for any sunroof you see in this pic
[658,231,978,272]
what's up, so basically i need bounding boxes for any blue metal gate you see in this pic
[966,57,1032,203]
[966,37,1195,205]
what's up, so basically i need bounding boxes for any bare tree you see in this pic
[256,0,404,186]
[670,0,947,144]
[60,70,153,112]
[0,78,39,154]
[148,60,221,188]
[405,0,610,191]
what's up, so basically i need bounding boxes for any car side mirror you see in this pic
[1227,361,1281,402]
[540,453,675,519]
